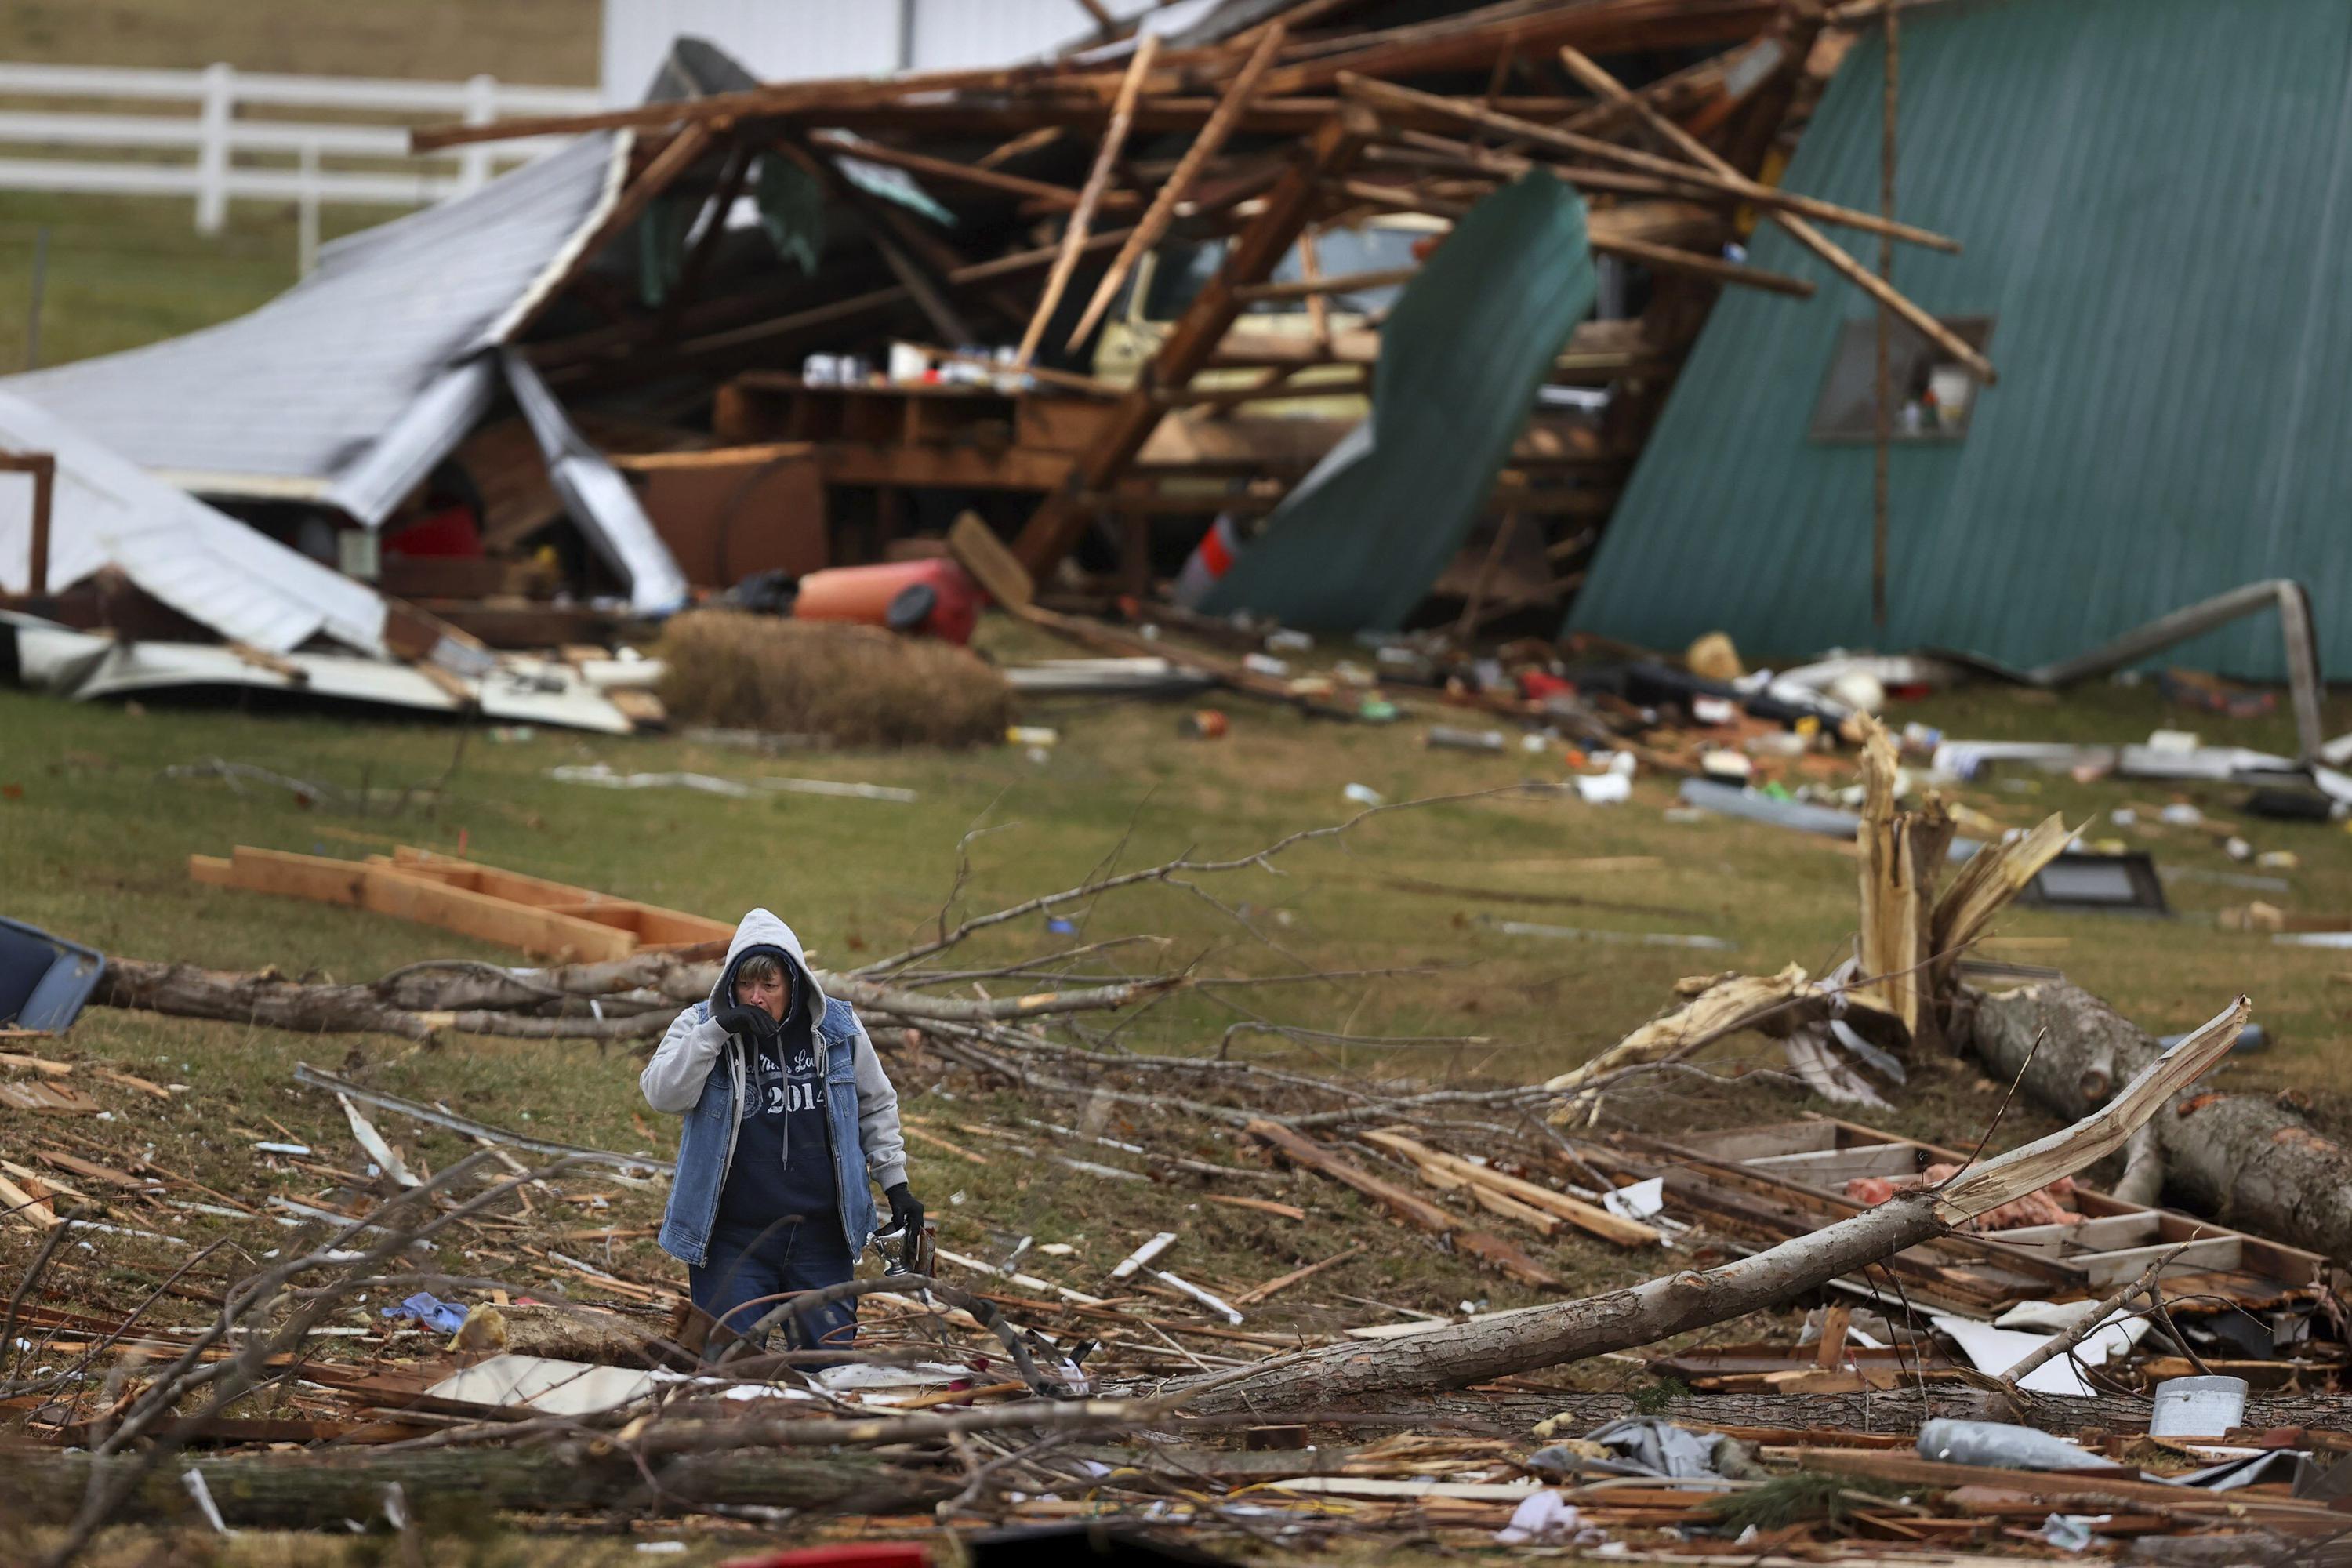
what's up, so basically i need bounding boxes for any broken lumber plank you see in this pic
[1067,24,1289,350]
[0,1167,60,1229]
[1358,1128,1657,1247]
[1186,999,2247,1414]
[1341,71,1958,255]
[1011,103,1377,579]
[0,1051,74,1076]
[1245,1119,1559,1288]
[1855,716,1953,1037]
[1461,1181,1565,1238]
[386,848,735,949]
[1201,1194,1306,1221]
[1548,46,1991,383]
[1017,32,1159,367]
[898,1124,989,1164]
[193,848,637,961]
[1232,1243,1365,1306]
[1108,1232,1178,1281]
[806,132,1132,212]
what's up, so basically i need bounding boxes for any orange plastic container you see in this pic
[790,559,982,644]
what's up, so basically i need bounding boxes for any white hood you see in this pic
[711,906,827,1015]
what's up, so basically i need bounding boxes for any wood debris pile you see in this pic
[4,0,1984,704]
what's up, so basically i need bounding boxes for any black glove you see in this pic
[710,998,779,1040]
[880,1182,925,1271]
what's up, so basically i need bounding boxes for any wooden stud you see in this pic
[1066,24,1291,352]
[1343,72,1959,255]
[1018,33,1160,368]
[0,452,55,593]
[1013,104,1378,579]
[1552,46,1991,384]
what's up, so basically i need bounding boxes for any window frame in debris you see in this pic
[1807,314,1995,444]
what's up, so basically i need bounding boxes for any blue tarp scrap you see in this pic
[382,1293,469,1334]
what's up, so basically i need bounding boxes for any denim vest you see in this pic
[656,996,879,1267]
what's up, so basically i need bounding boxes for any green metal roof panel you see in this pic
[1569,0,2352,680]
[1203,171,1595,631]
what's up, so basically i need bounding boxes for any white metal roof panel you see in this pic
[0,390,390,655]
[2,134,622,522]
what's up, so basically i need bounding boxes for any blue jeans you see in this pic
[688,1216,858,1365]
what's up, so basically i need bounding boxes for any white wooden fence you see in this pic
[0,62,602,252]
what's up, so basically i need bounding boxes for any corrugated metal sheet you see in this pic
[0,392,390,656]
[1202,173,1595,630]
[1567,0,2352,679]
[3,135,622,524]
[601,0,1159,100]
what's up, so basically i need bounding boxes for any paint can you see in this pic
[2149,1374,2248,1437]
[1178,710,1228,740]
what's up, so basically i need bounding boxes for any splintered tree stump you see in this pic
[1962,980,2352,1265]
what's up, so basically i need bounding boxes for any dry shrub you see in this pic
[654,610,1011,748]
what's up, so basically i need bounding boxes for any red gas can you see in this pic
[791,558,982,644]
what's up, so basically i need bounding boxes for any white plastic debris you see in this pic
[1574,772,1632,805]
[1496,1490,1602,1547]
[183,1468,231,1534]
[1602,1177,1666,1223]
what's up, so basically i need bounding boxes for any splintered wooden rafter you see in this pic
[1011,103,1381,579]
[1552,44,1994,384]
[1065,24,1292,352]
[1018,32,1160,368]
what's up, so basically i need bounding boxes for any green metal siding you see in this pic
[1568,0,2352,679]
[1204,172,1595,630]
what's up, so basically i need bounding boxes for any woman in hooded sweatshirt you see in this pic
[641,909,920,1361]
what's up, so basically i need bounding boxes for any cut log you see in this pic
[1186,1000,2245,1414]
[1964,979,2352,1265]
[0,1445,947,1527]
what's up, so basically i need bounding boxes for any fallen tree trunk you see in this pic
[95,960,669,1043]
[0,1444,948,1527]
[1178,997,2247,1414]
[96,958,1181,1044]
[1370,1387,2352,1439]
[1962,979,2352,1264]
